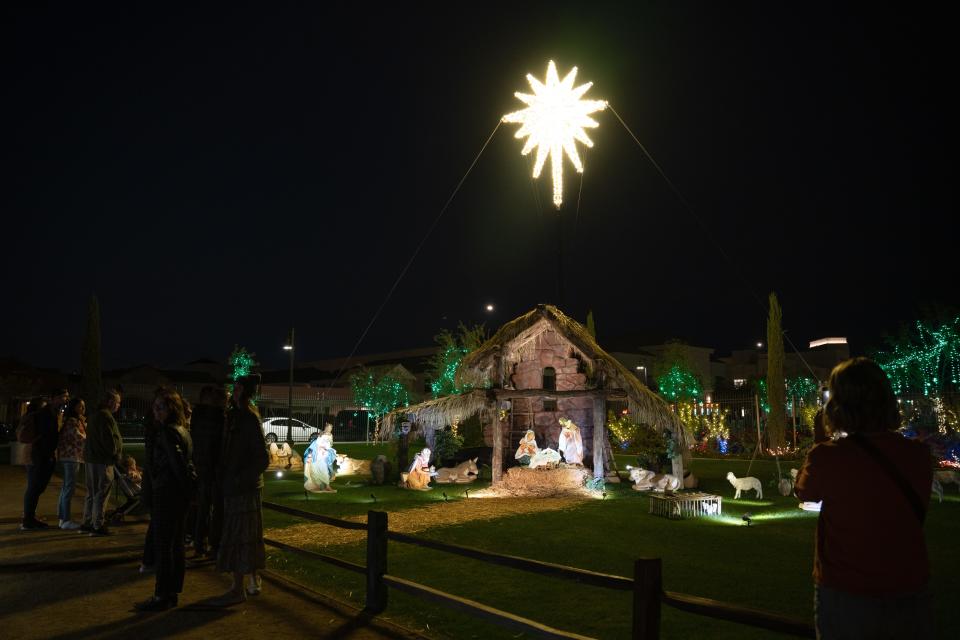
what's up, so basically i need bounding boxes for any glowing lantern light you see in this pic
[502,60,607,208]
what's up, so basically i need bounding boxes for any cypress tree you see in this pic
[586,310,596,339]
[81,295,103,407]
[766,292,786,449]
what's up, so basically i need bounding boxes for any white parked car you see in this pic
[261,417,320,443]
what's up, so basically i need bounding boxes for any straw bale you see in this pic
[473,465,594,499]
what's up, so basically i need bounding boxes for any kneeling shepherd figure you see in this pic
[404,447,436,490]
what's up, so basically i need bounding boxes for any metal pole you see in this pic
[556,206,564,306]
[754,393,762,454]
[287,327,294,444]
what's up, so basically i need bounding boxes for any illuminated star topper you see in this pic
[502,60,607,208]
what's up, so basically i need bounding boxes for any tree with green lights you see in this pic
[80,295,103,407]
[766,293,786,449]
[786,376,818,403]
[653,342,702,402]
[874,312,960,396]
[228,346,258,382]
[350,369,411,433]
[427,322,487,398]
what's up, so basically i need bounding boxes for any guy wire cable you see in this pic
[608,103,820,381]
[327,119,503,391]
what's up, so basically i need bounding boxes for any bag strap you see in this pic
[848,433,926,523]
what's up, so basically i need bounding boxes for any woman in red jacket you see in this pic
[795,358,934,639]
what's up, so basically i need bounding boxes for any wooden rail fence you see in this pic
[261,501,814,639]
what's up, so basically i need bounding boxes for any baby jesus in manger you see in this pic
[514,429,561,469]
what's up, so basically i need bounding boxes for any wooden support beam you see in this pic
[490,401,503,485]
[493,388,626,400]
[593,396,606,479]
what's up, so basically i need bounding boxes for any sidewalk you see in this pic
[0,463,423,639]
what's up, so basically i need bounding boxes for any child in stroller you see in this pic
[106,455,146,524]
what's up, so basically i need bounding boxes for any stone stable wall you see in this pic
[491,327,597,466]
[508,328,588,392]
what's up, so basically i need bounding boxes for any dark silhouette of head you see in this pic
[825,357,899,434]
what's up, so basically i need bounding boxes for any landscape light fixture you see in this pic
[442,492,449,502]
[370,494,378,503]
[465,489,470,499]
[601,491,607,500]
[742,513,753,527]
[276,471,284,479]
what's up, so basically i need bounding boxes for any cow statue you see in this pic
[434,458,480,484]
[336,454,371,476]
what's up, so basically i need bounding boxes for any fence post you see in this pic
[632,558,662,640]
[365,510,388,613]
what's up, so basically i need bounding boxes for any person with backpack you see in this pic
[795,358,934,638]
[21,389,69,531]
[81,389,123,536]
[135,388,195,612]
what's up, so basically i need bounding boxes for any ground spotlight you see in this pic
[276,471,284,479]
[465,489,470,499]
[601,491,607,500]
[370,493,378,503]
[742,512,753,527]
[442,492,449,502]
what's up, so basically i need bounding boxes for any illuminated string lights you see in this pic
[229,346,257,382]
[657,364,702,402]
[350,372,411,423]
[876,316,960,396]
[502,60,607,208]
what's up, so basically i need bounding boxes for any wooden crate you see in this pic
[648,492,722,520]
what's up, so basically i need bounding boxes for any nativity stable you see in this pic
[382,305,687,483]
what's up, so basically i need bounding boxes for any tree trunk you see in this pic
[766,292,786,449]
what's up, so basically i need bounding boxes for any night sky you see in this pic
[3,3,955,373]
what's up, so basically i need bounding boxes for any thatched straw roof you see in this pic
[381,389,490,439]
[382,305,686,445]
[461,304,686,438]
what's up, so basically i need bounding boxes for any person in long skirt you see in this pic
[212,374,269,605]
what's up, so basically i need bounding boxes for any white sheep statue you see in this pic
[726,471,763,500]
[625,466,680,492]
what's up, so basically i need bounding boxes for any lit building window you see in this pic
[734,378,746,389]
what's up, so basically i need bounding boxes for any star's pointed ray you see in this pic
[501,60,607,207]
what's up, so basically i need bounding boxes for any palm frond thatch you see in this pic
[381,389,489,440]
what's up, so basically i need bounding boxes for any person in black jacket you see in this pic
[135,388,194,612]
[190,385,227,557]
[21,389,69,530]
[212,374,269,605]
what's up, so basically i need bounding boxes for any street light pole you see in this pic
[284,327,295,444]
[636,365,647,386]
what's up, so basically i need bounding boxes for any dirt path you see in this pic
[265,494,585,549]
[0,462,423,639]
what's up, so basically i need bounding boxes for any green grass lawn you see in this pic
[110,442,957,638]
[252,450,959,639]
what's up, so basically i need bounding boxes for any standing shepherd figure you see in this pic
[557,418,584,465]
